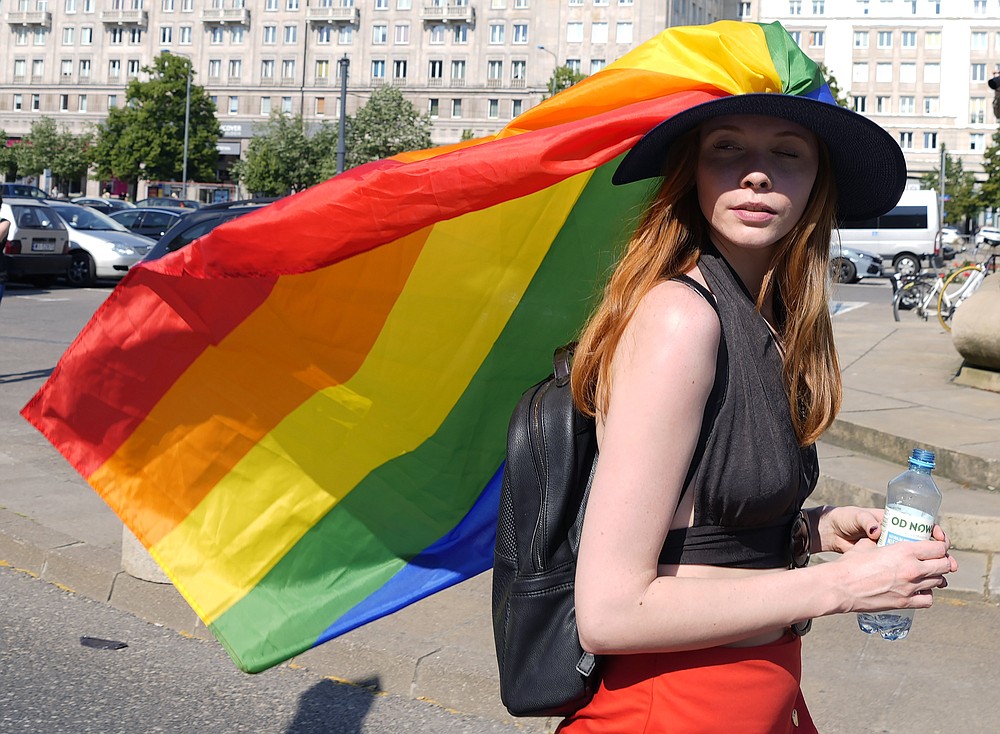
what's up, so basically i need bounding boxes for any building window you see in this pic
[924,32,940,49]
[488,59,502,81]
[512,99,523,116]
[263,25,277,44]
[512,22,528,44]
[616,22,632,44]
[809,31,824,48]
[970,98,986,124]
[852,96,867,113]
[126,58,140,76]
[901,31,916,48]
[876,96,890,113]
[229,59,242,78]
[430,25,444,44]
[208,59,221,78]
[591,22,607,44]
[789,30,801,45]
[316,96,325,115]
[282,59,296,79]
[590,58,606,74]
[374,0,387,7]
[852,62,868,83]
[971,31,987,50]
[62,26,75,45]
[261,59,275,78]
[788,0,801,14]
[923,132,937,149]
[512,60,525,80]
[451,98,462,118]
[973,0,986,13]
[228,96,239,114]
[371,59,385,79]
[34,29,47,46]
[31,93,40,111]
[109,58,122,78]
[231,26,244,43]
[66,0,78,11]
[875,63,892,83]
[923,97,938,114]
[811,0,824,12]
[61,59,73,76]
[211,26,224,44]
[924,63,940,84]
[32,59,45,79]
[393,59,407,80]
[899,96,914,114]
[373,24,387,44]
[566,58,580,74]
[110,27,124,44]
[853,31,868,48]
[317,25,331,44]
[971,63,986,82]
[179,25,191,44]
[899,132,913,149]
[260,96,272,115]
[453,24,468,44]
[567,22,583,43]
[160,25,172,43]
[287,0,299,9]
[81,26,93,44]
[266,0,277,9]
[394,23,409,44]
[489,23,504,44]
[283,24,298,44]
[13,94,23,111]
[451,59,466,80]
[971,133,985,151]
[338,26,352,44]
[79,59,91,77]
[60,93,70,111]
[281,96,292,113]
[14,28,28,46]
[108,93,117,108]
[739,1,750,17]
[315,59,329,79]
[428,97,439,117]
[429,59,443,80]
[78,94,87,111]
[877,30,892,48]
[899,63,915,83]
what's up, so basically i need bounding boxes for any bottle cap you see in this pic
[909,448,935,470]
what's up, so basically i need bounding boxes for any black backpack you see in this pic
[492,343,600,718]
[491,274,724,718]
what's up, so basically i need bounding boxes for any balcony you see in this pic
[391,77,407,86]
[5,10,52,27]
[486,78,502,88]
[99,9,148,26]
[280,75,298,86]
[510,78,525,88]
[449,78,466,87]
[306,6,360,25]
[200,8,250,25]
[420,3,475,24]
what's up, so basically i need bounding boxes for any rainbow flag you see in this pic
[22,20,833,673]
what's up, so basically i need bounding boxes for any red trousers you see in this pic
[557,632,817,734]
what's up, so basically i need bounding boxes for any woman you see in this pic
[561,92,957,732]
[0,192,10,306]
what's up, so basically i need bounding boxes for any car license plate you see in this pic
[31,239,56,252]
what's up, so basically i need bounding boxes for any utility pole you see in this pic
[337,55,349,174]
[537,45,557,99]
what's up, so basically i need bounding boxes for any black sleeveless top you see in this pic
[659,245,819,569]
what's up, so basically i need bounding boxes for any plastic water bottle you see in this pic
[857,448,942,640]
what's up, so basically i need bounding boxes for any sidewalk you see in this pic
[3,287,1000,732]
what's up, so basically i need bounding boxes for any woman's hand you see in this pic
[812,505,952,554]
[831,536,958,614]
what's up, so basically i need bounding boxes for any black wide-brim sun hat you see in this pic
[612,93,907,222]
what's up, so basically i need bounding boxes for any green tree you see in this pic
[92,53,219,193]
[920,147,979,226]
[12,117,93,194]
[818,64,849,108]
[979,129,1000,212]
[544,66,587,99]
[344,86,432,170]
[232,113,339,196]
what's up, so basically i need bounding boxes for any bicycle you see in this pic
[936,252,999,331]
[891,270,944,322]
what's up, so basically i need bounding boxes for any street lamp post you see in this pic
[337,55,349,174]
[536,45,557,99]
[182,62,191,200]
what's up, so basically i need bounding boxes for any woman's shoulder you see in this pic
[623,274,721,366]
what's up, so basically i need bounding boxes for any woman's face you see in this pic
[695,114,819,254]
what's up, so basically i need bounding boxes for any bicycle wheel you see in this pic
[892,278,933,321]
[937,265,983,331]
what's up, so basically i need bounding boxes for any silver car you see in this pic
[830,245,883,284]
[49,202,155,287]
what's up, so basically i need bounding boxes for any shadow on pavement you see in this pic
[287,676,379,734]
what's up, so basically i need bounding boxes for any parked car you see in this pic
[72,197,137,216]
[0,183,51,201]
[0,198,71,287]
[134,196,201,210]
[830,245,883,284]
[142,199,279,262]
[109,206,190,240]
[48,202,155,287]
[976,226,1000,247]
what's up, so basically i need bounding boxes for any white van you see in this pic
[832,189,940,276]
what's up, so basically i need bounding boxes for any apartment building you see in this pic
[1,0,736,196]
[740,0,1000,183]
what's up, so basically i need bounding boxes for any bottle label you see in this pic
[877,504,935,546]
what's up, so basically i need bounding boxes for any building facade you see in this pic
[1,0,737,198]
[741,0,1000,185]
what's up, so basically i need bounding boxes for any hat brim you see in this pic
[612,94,907,222]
